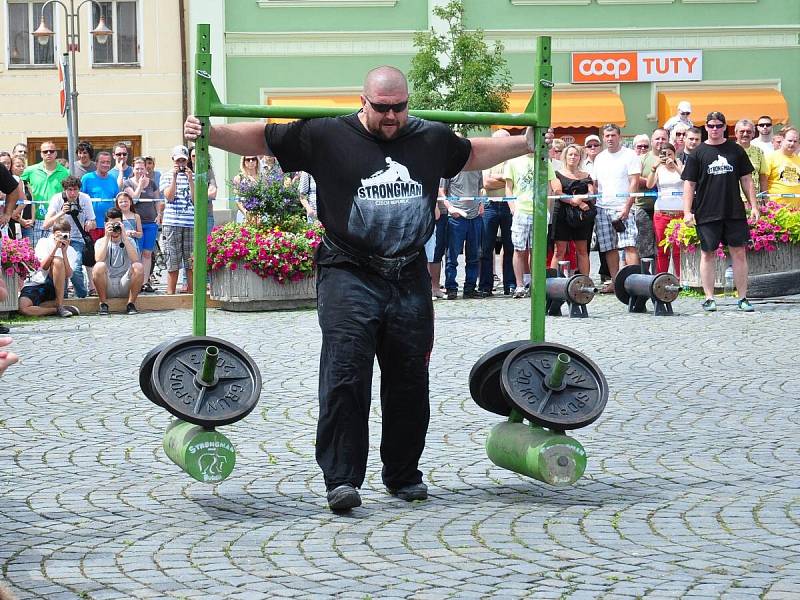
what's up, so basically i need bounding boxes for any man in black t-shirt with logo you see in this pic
[185,67,539,512]
[682,111,760,312]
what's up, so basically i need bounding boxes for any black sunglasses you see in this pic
[366,97,409,113]
[706,123,726,129]
[586,143,600,148]
[757,123,772,127]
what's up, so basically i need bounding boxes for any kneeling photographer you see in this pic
[43,176,96,298]
[92,207,144,315]
[18,217,80,318]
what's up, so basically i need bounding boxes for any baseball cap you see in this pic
[678,101,692,113]
[584,134,601,145]
[171,145,189,161]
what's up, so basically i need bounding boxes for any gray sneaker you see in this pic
[56,305,73,318]
[63,305,80,316]
[327,484,362,511]
[387,482,428,502]
[701,298,717,312]
[98,302,110,316]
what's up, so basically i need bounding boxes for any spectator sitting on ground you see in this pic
[42,176,96,299]
[18,217,80,318]
[92,207,144,315]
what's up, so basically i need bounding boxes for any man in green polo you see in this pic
[21,140,69,244]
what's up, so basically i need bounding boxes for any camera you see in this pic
[179,166,186,173]
[611,218,627,233]
[55,231,70,242]
[66,202,80,215]
[111,223,122,233]
[660,150,668,159]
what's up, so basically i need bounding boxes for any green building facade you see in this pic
[187,0,799,189]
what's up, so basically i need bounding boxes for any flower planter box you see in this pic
[210,266,316,312]
[0,272,20,312]
[680,243,800,294]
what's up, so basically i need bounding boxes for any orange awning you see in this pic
[504,90,626,128]
[266,95,361,123]
[658,89,789,126]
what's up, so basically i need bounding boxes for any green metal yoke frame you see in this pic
[192,25,553,420]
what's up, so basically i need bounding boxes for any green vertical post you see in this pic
[528,36,552,344]
[200,346,219,384]
[192,24,212,336]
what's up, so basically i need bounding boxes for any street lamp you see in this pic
[32,0,113,174]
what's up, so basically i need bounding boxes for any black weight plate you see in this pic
[151,335,262,427]
[468,340,528,416]
[614,264,641,305]
[139,341,170,407]
[501,342,608,430]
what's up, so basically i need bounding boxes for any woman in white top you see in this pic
[232,155,260,224]
[645,142,684,276]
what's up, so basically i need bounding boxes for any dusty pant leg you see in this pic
[377,265,434,490]
[315,265,386,490]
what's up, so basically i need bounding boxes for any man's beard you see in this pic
[367,117,404,140]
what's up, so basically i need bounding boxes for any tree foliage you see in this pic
[408,0,511,134]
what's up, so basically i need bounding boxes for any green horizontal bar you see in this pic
[209,102,539,127]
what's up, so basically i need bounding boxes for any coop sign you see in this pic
[571,51,702,83]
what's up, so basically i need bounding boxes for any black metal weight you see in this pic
[148,336,262,428]
[546,263,597,318]
[500,342,609,430]
[139,341,170,407]
[614,258,680,315]
[469,340,528,416]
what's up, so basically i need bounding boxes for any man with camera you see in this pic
[43,176,95,298]
[159,145,195,295]
[18,217,80,318]
[92,207,144,315]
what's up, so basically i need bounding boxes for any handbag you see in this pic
[564,202,597,228]
[68,209,96,267]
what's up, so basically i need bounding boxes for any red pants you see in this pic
[547,242,577,272]
[653,211,682,277]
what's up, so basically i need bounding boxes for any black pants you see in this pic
[315,259,432,491]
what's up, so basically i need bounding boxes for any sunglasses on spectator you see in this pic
[674,132,685,137]
[706,123,726,129]
[635,144,649,149]
[244,157,258,162]
[42,149,56,154]
[586,143,600,148]
[680,112,691,116]
[366,97,409,113]
[757,123,772,127]
[115,152,128,156]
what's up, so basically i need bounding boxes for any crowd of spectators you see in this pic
[0,105,797,320]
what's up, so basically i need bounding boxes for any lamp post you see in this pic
[32,0,112,174]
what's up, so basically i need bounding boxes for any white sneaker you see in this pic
[432,289,444,299]
[512,286,526,299]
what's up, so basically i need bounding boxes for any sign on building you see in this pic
[571,51,702,83]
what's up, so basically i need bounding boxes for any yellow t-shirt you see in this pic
[765,151,800,207]
[503,154,556,216]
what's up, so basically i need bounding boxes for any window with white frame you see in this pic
[92,0,138,65]
[7,1,55,67]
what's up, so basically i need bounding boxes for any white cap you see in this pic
[171,145,189,161]
[584,134,601,145]
[678,101,692,113]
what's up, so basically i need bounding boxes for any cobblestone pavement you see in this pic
[1,292,799,599]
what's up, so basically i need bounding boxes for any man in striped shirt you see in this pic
[159,145,195,294]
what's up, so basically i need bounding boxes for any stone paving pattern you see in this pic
[1,292,798,599]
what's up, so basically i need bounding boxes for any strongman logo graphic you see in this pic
[707,155,734,175]
[198,450,229,481]
[358,157,423,205]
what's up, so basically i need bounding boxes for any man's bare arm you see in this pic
[184,117,270,157]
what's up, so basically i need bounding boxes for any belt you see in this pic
[655,210,684,216]
[322,236,419,281]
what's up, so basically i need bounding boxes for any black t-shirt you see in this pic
[0,164,17,195]
[681,139,753,224]
[264,113,471,258]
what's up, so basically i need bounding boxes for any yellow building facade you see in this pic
[0,0,185,169]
